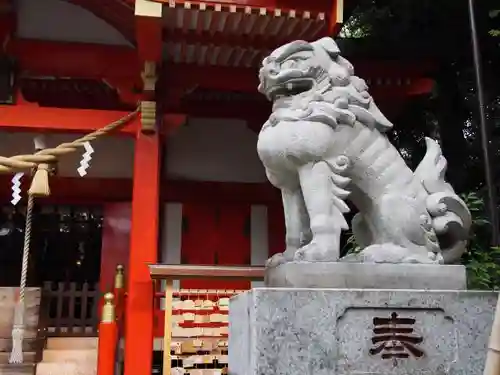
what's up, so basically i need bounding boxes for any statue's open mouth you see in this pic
[266,78,314,100]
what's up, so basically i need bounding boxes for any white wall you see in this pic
[0,118,267,182]
[159,203,183,307]
[250,205,268,287]
[165,118,267,183]
[16,0,132,46]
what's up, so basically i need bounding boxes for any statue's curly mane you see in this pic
[261,38,394,133]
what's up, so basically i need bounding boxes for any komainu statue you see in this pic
[257,37,471,266]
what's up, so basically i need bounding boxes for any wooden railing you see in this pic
[148,264,265,375]
[40,281,100,337]
[41,265,264,375]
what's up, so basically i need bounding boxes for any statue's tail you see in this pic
[414,137,472,264]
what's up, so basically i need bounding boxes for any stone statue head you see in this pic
[258,37,393,132]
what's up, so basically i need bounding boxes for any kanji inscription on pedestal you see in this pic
[369,312,424,360]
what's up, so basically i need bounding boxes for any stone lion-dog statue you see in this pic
[256,37,471,266]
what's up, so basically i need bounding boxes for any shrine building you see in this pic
[0,0,434,374]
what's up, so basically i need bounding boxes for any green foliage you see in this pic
[335,1,500,289]
[460,192,500,290]
[339,5,392,39]
[464,246,500,289]
[490,9,500,37]
[343,230,361,255]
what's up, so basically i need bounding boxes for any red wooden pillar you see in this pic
[124,131,161,375]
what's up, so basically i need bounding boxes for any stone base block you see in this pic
[265,262,467,289]
[229,288,497,375]
[36,362,96,375]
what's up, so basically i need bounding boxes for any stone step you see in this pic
[0,363,36,375]
[0,352,36,364]
[42,349,97,363]
[0,338,38,352]
[45,337,98,350]
[36,362,96,375]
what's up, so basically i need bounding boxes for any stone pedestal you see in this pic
[265,262,467,289]
[229,288,497,375]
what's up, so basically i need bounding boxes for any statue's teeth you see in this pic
[286,83,293,90]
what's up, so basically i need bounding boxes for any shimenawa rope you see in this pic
[0,106,139,196]
[7,106,139,363]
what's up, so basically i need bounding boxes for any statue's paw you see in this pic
[342,244,441,264]
[265,252,288,268]
[427,251,444,264]
[294,241,339,262]
[265,253,285,268]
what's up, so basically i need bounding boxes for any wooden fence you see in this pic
[40,282,100,337]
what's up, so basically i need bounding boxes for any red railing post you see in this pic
[114,264,125,324]
[97,292,118,375]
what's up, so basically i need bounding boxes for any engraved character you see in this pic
[370,312,424,360]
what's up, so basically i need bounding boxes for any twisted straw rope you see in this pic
[9,194,34,364]
[0,106,140,174]
[18,195,33,304]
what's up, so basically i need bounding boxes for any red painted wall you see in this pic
[180,203,251,290]
[100,203,131,295]
[216,203,252,290]
[180,203,217,289]
[0,176,279,205]
[100,201,280,294]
